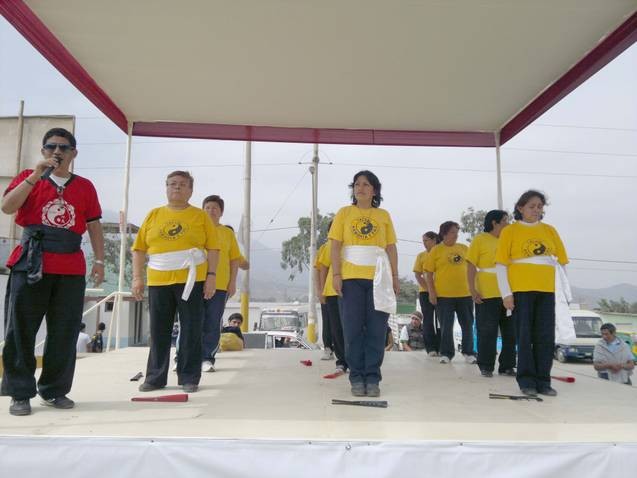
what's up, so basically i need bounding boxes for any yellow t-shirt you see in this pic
[215,225,241,291]
[495,221,568,293]
[466,232,500,299]
[412,251,429,292]
[424,243,470,298]
[132,206,219,286]
[328,205,397,280]
[317,240,337,296]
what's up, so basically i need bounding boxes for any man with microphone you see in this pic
[1,128,104,416]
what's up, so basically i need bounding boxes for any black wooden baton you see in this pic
[332,399,388,408]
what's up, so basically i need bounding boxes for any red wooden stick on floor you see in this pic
[551,376,576,383]
[131,393,189,402]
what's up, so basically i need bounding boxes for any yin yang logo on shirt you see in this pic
[351,216,379,240]
[447,253,464,265]
[159,221,188,241]
[41,198,76,229]
[522,239,551,257]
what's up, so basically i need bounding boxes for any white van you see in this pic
[554,309,603,362]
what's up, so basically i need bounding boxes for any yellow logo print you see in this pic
[351,216,378,240]
[159,221,188,241]
[522,239,550,257]
[447,252,464,265]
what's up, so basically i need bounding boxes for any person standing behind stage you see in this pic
[466,210,516,378]
[132,171,219,394]
[1,127,104,416]
[413,231,441,356]
[496,190,568,397]
[201,195,241,372]
[317,231,348,375]
[330,170,399,398]
[425,221,476,364]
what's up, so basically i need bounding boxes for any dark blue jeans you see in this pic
[437,296,475,359]
[513,291,555,391]
[320,303,334,350]
[418,291,439,353]
[341,279,388,385]
[326,295,347,370]
[476,297,516,372]
[202,290,228,363]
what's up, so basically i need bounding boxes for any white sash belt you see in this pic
[148,248,206,300]
[342,245,396,314]
[511,255,575,342]
[478,267,496,273]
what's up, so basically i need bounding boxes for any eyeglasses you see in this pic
[43,143,74,152]
[166,181,191,189]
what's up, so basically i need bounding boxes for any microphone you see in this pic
[40,157,61,180]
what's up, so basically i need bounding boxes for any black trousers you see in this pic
[320,303,333,350]
[325,295,348,370]
[513,291,555,391]
[146,282,203,387]
[1,271,85,400]
[418,291,439,353]
[437,296,475,359]
[476,297,516,373]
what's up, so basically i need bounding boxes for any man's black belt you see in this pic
[13,224,83,284]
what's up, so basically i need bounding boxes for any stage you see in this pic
[1,347,635,477]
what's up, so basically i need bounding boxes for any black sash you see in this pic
[13,224,83,284]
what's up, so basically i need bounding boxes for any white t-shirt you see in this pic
[76,332,91,353]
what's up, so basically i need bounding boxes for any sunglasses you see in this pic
[43,143,74,152]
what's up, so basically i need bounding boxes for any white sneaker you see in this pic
[428,351,439,358]
[463,354,477,364]
[321,348,334,360]
[202,360,215,372]
[440,356,450,364]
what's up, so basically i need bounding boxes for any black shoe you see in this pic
[138,382,163,392]
[538,387,558,397]
[520,387,538,396]
[498,369,516,376]
[41,396,75,409]
[480,370,493,378]
[9,398,31,416]
[183,383,198,393]
[351,383,366,397]
[366,384,381,397]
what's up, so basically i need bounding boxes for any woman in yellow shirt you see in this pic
[413,231,441,356]
[495,190,568,397]
[424,221,475,364]
[132,171,219,394]
[330,171,399,398]
[466,210,515,378]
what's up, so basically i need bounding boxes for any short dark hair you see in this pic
[202,194,224,212]
[228,313,243,324]
[439,221,459,239]
[349,170,383,208]
[423,231,441,244]
[42,128,76,148]
[167,170,194,188]
[98,322,106,331]
[484,210,508,232]
[513,190,546,221]
[600,323,616,334]
[79,322,86,331]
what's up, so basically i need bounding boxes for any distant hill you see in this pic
[572,283,637,309]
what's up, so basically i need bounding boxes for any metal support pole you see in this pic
[240,141,252,332]
[495,131,504,209]
[10,100,25,251]
[306,144,319,343]
[108,121,133,351]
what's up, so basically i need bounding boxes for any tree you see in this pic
[280,212,334,280]
[597,297,637,313]
[87,234,134,289]
[397,277,419,305]
[459,207,487,242]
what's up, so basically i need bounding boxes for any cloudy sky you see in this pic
[1,18,636,290]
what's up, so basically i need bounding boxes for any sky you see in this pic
[1,17,636,290]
